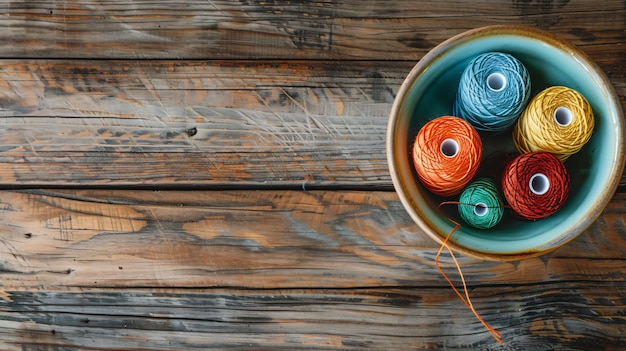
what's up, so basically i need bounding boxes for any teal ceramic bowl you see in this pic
[387,25,625,261]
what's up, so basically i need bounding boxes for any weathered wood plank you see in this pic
[0,0,623,60]
[0,285,623,350]
[0,59,408,187]
[0,59,623,188]
[0,189,624,293]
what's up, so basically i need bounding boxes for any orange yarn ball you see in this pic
[412,116,482,197]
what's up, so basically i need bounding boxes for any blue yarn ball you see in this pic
[453,52,531,133]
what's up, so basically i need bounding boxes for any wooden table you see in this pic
[0,1,623,350]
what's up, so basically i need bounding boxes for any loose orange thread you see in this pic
[436,201,504,344]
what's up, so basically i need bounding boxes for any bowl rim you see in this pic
[386,25,626,261]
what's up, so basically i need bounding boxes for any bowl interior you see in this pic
[390,28,624,258]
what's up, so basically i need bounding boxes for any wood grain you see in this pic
[0,189,624,292]
[0,285,623,350]
[0,59,409,188]
[0,189,622,350]
[0,0,623,61]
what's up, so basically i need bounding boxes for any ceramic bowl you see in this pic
[387,25,625,261]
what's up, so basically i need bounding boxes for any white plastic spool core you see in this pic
[486,72,507,92]
[554,106,573,127]
[473,203,489,217]
[440,138,459,158]
[529,173,550,195]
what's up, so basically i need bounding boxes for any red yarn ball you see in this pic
[501,152,570,220]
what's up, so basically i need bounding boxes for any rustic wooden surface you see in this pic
[0,1,624,350]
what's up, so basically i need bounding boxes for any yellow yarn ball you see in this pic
[513,86,594,161]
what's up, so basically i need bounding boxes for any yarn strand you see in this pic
[436,201,504,344]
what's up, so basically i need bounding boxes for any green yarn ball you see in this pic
[458,178,504,229]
